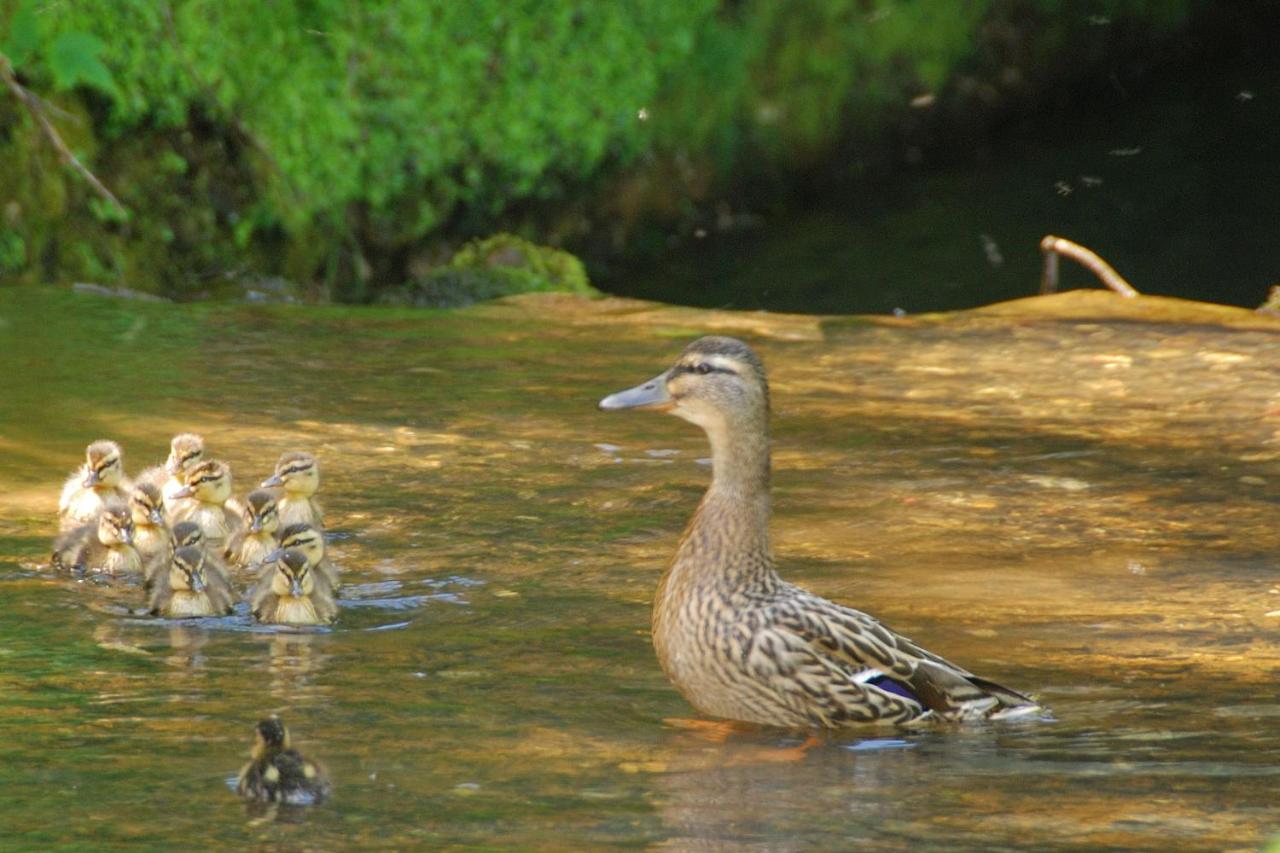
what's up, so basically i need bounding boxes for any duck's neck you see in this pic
[666,413,775,591]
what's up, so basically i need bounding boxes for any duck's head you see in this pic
[251,716,290,758]
[165,433,205,476]
[97,501,135,547]
[170,545,207,593]
[82,440,124,489]
[264,522,324,567]
[171,520,204,550]
[129,482,165,527]
[599,336,770,434]
[172,460,232,504]
[271,549,315,599]
[262,452,319,497]
[242,489,279,535]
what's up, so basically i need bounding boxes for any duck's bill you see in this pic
[598,372,672,411]
[170,485,195,500]
[150,509,164,525]
[262,548,283,564]
[261,474,284,488]
[81,471,99,488]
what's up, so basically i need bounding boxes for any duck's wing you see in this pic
[767,586,1035,720]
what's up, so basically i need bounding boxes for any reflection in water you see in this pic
[3,290,1280,846]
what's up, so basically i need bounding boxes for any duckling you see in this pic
[251,549,337,626]
[160,432,206,505]
[149,545,235,618]
[51,500,140,575]
[269,522,339,590]
[160,520,233,591]
[58,440,130,530]
[128,482,171,579]
[225,489,279,570]
[261,452,324,529]
[237,716,330,805]
[599,336,1039,727]
[169,460,240,552]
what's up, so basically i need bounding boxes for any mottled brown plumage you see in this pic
[237,716,330,805]
[600,336,1038,727]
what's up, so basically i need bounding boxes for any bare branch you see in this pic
[0,52,127,215]
[1039,235,1139,298]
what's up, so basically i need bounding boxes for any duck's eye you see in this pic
[695,363,713,375]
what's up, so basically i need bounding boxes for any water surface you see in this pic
[1,288,1279,848]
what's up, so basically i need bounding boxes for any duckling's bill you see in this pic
[599,371,673,411]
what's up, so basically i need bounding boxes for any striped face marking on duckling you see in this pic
[170,545,207,593]
[262,452,319,496]
[99,502,135,546]
[129,482,165,527]
[173,460,232,503]
[599,336,770,433]
[271,549,314,599]
[83,440,124,488]
[242,489,279,535]
[171,521,204,550]
[165,433,205,476]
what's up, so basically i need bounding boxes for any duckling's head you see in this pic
[599,336,770,434]
[242,489,279,535]
[251,716,291,758]
[171,520,204,550]
[271,549,315,599]
[165,433,205,475]
[97,501,135,547]
[129,482,165,527]
[169,546,207,593]
[173,460,232,504]
[82,440,124,489]
[265,523,324,567]
[261,452,320,497]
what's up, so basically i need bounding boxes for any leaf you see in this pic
[1,0,42,69]
[45,30,118,98]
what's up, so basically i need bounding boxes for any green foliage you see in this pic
[0,0,1201,298]
[391,234,596,308]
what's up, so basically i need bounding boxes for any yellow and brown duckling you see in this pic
[128,482,171,579]
[599,336,1039,727]
[58,440,130,531]
[225,489,279,570]
[237,716,331,805]
[51,500,140,575]
[169,459,240,552]
[261,452,324,530]
[159,520,233,591]
[148,545,235,618]
[269,522,339,590]
[161,432,206,506]
[250,548,337,626]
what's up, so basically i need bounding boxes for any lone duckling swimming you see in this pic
[51,500,140,575]
[58,440,130,531]
[128,482,171,579]
[148,545,235,618]
[169,460,240,552]
[237,716,330,805]
[599,336,1038,728]
[261,452,324,529]
[225,489,279,570]
[251,548,337,626]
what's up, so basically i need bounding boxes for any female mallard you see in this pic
[599,336,1038,728]
[237,716,330,804]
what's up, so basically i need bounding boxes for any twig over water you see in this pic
[1039,235,1139,298]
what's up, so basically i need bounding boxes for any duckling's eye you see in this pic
[694,363,713,375]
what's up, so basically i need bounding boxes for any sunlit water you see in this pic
[2,288,1279,848]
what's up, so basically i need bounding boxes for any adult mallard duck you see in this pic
[261,452,324,530]
[237,716,330,805]
[599,336,1038,728]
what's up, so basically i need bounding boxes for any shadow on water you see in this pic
[1,288,1280,847]
[610,44,1280,316]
